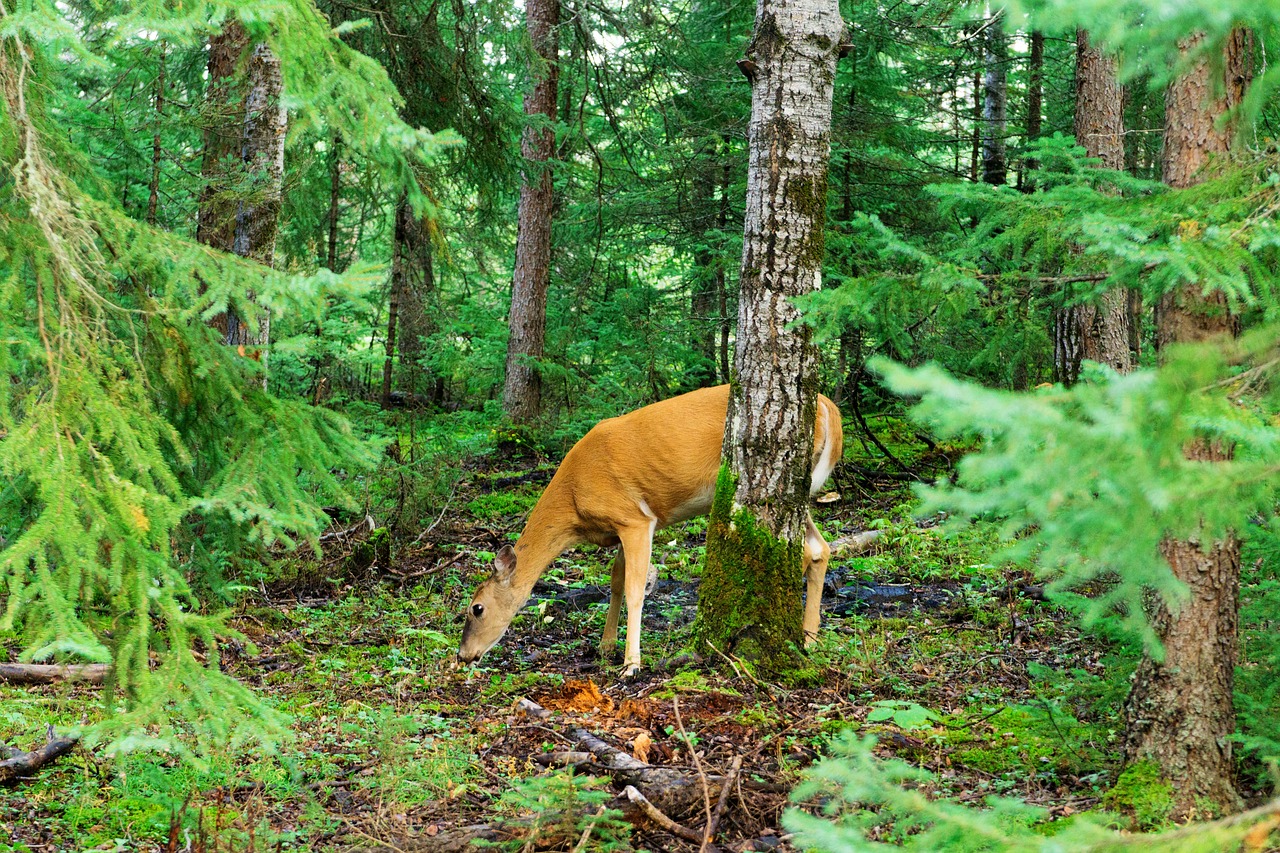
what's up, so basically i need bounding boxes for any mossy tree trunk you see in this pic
[692,0,843,675]
[198,19,285,365]
[502,0,559,424]
[1122,29,1253,819]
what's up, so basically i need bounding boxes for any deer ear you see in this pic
[493,545,517,583]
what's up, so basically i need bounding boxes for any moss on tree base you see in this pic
[692,464,805,676]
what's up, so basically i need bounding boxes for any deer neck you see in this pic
[510,497,578,600]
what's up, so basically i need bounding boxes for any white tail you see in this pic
[457,384,844,675]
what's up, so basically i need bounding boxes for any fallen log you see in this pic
[0,663,108,685]
[0,730,79,784]
[516,698,724,818]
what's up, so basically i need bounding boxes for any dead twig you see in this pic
[571,804,608,853]
[703,755,742,851]
[673,696,714,850]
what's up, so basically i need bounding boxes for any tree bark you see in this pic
[693,0,843,673]
[382,196,436,408]
[970,30,982,183]
[690,157,720,387]
[326,135,342,272]
[1123,29,1254,819]
[1055,30,1133,383]
[502,0,560,424]
[146,43,165,227]
[197,19,286,363]
[981,11,1008,186]
[1020,30,1043,187]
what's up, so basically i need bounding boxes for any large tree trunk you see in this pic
[981,11,1008,186]
[1055,30,1133,384]
[693,0,843,674]
[1123,29,1253,818]
[197,19,286,364]
[502,0,560,424]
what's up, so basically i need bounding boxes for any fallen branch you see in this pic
[0,663,108,685]
[829,530,884,556]
[0,728,79,784]
[703,755,743,851]
[621,785,703,844]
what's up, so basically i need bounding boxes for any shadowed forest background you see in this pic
[4,0,1280,850]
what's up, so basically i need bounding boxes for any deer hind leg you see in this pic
[618,516,656,678]
[600,549,625,655]
[803,513,830,646]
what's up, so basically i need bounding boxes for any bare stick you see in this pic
[571,804,608,853]
[703,755,743,850]
[621,785,703,844]
[673,697,714,850]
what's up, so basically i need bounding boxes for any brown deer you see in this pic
[457,385,843,676]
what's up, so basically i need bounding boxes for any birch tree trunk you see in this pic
[1055,30,1133,384]
[502,0,560,424]
[693,0,843,674]
[1122,29,1253,818]
[981,11,1008,187]
[197,19,286,365]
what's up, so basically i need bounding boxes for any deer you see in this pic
[456,384,844,677]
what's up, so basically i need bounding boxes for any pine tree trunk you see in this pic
[197,19,285,361]
[1021,30,1043,187]
[981,12,1007,186]
[1055,30,1133,383]
[718,157,732,383]
[693,0,843,674]
[502,0,559,424]
[691,159,719,387]
[327,135,342,272]
[146,43,165,227]
[383,197,437,407]
[1123,29,1253,818]
[970,30,982,183]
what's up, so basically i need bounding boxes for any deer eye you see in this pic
[471,603,485,618]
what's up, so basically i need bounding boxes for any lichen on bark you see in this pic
[692,464,806,675]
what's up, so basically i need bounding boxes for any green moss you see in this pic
[344,526,390,578]
[1103,761,1176,830]
[692,464,806,676]
[785,172,829,270]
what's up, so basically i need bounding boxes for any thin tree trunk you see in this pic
[981,11,1008,186]
[327,135,342,272]
[1021,30,1043,188]
[146,43,165,227]
[1056,30,1133,383]
[971,31,982,183]
[717,157,731,383]
[690,159,719,387]
[502,0,560,423]
[1123,28,1253,819]
[382,197,436,407]
[693,0,843,673]
[197,19,285,364]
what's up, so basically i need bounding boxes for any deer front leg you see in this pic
[618,521,655,678]
[600,548,625,656]
[803,514,830,646]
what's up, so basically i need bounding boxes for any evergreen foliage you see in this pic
[0,0,433,753]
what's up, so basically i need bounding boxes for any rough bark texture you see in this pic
[1156,31,1252,350]
[981,13,1007,186]
[382,197,436,408]
[1055,30,1133,383]
[502,0,559,424]
[696,0,842,672]
[1122,30,1254,819]
[197,19,286,359]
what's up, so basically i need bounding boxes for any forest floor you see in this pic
[0,419,1139,852]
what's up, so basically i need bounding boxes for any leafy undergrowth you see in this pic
[0,420,1203,851]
